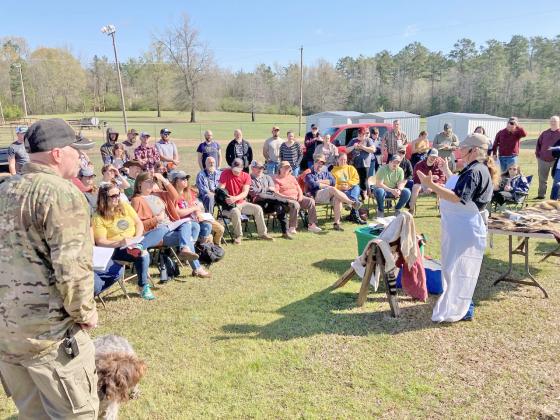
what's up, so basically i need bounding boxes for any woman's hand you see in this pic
[416,170,435,188]
[156,212,166,222]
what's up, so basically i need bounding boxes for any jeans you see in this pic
[292,166,300,177]
[199,221,212,238]
[200,193,215,213]
[94,262,124,295]
[342,185,361,202]
[372,187,411,211]
[499,156,518,173]
[111,247,150,288]
[551,168,560,200]
[162,221,201,270]
[265,161,279,175]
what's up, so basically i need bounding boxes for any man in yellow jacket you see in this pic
[331,152,366,224]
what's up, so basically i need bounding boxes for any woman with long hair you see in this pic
[492,163,529,207]
[170,171,225,246]
[93,184,164,300]
[416,133,498,322]
[131,172,211,278]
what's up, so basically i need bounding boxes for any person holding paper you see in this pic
[93,184,163,300]
[170,170,224,246]
[131,172,211,278]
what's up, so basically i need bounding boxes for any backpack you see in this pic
[195,242,225,265]
[158,249,180,283]
[215,187,235,211]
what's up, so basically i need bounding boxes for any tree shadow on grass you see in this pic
[217,253,551,342]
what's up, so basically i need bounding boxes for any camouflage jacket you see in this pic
[0,163,97,362]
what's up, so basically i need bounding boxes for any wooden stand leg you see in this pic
[357,248,375,307]
[332,267,356,289]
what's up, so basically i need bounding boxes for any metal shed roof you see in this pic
[308,111,365,117]
[367,111,419,118]
[429,112,507,120]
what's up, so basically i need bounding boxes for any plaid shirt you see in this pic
[134,144,160,171]
[382,130,408,155]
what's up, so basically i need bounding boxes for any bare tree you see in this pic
[155,14,212,123]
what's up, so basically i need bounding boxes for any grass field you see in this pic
[1,114,559,418]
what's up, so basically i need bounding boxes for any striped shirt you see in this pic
[279,142,302,170]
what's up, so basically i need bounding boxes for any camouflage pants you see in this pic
[0,328,99,419]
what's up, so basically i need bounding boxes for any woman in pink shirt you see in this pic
[274,161,321,234]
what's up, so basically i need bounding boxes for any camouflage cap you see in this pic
[25,119,94,153]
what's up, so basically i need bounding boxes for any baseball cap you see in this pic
[160,128,172,135]
[168,170,190,182]
[397,145,406,152]
[390,154,402,162]
[427,148,439,157]
[24,119,94,153]
[280,160,292,168]
[358,127,368,135]
[272,126,280,131]
[107,127,118,135]
[311,124,317,129]
[443,123,452,131]
[15,126,28,134]
[314,154,326,163]
[140,131,151,137]
[128,128,138,135]
[250,160,265,168]
[508,117,518,124]
[459,133,489,150]
[232,158,244,168]
[79,167,95,177]
[123,160,143,169]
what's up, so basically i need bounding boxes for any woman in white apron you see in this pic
[416,134,499,322]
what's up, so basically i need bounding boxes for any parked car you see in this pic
[0,148,9,173]
[323,123,392,148]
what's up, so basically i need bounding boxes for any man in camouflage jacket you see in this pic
[0,119,99,419]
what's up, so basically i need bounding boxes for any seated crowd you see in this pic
[66,118,546,302]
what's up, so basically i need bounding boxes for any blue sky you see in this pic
[3,0,559,70]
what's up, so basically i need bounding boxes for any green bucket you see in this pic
[355,226,379,255]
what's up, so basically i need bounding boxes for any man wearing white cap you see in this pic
[8,126,29,175]
[416,133,499,322]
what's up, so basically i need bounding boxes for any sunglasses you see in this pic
[508,122,515,125]
[108,194,120,199]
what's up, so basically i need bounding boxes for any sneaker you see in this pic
[333,223,344,231]
[233,237,242,245]
[461,301,475,321]
[376,210,384,218]
[354,215,367,225]
[308,224,322,233]
[288,228,297,235]
[259,234,275,241]
[179,248,199,262]
[282,233,294,240]
[534,196,545,200]
[140,285,155,300]
[192,268,212,278]
[352,201,362,210]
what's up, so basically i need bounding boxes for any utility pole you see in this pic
[101,25,128,132]
[0,99,4,124]
[13,63,28,118]
[299,46,303,136]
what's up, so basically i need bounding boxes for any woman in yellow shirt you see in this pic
[410,130,431,168]
[93,184,166,300]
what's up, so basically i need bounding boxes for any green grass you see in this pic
[1,117,560,418]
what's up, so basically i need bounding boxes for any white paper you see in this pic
[93,246,115,271]
[548,146,560,151]
[119,235,144,249]
[167,218,190,231]
[199,213,215,222]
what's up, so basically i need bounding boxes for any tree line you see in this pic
[1,16,559,121]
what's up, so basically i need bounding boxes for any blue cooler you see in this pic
[395,259,443,295]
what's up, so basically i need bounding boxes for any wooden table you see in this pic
[488,229,558,298]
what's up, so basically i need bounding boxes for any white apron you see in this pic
[432,176,487,322]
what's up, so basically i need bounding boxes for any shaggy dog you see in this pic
[94,335,147,420]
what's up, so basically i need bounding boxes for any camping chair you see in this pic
[216,203,255,242]
[95,263,134,308]
[491,175,533,213]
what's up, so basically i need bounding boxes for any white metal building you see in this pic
[306,111,365,133]
[358,111,420,139]
[426,112,507,142]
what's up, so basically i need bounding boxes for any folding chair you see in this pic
[95,263,133,308]
[491,175,533,213]
[216,203,254,242]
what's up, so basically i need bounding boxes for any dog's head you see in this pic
[96,352,147,403]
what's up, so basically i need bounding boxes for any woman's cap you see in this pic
[460,133,489,150]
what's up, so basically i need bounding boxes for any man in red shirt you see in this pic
[409,148,447,215]
[492,117,527,173]
[218,158,273,244]
[535,116,560,199]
